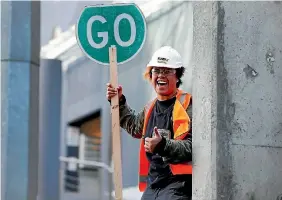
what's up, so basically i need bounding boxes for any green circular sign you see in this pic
[76,4,147,65]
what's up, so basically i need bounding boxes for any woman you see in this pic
[106,46,192,200]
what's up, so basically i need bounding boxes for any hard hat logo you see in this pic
[157,57,169,64]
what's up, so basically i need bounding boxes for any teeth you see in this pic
[157,81,167,84]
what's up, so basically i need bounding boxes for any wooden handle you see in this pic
[109,45,123,200]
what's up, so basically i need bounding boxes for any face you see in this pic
[151,67,178,96]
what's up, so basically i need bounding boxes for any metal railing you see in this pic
[59,156,113,173]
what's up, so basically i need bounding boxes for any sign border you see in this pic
[75,3,147,66]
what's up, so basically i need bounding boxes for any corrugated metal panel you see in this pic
[66,63,102,107]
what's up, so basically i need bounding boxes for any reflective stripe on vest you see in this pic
[138,89,192,192]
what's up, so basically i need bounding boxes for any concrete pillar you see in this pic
[1,1,40,200]
[38,59,62,200]
[193,2,282,200]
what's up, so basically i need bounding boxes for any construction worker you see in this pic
[106,46,192,200]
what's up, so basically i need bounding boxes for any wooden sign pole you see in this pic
[109,45,123,200]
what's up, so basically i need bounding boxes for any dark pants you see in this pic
[141,181,191,200]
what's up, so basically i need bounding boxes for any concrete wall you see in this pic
[193,2,282,200]
[65,1,193,188]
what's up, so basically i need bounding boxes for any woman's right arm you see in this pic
[106,83,144,139]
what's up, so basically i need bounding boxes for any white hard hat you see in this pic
[147,46,183,69]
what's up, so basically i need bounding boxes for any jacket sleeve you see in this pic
[154,101,192,164]
[118,95,145,139]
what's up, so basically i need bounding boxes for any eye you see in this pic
[152,69,160,74]
[164,70,171,74]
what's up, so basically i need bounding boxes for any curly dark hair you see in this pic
[144,66,185,88]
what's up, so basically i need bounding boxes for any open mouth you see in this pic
[157,80,168,87]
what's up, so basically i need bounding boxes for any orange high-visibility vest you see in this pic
[138,89,192,192]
